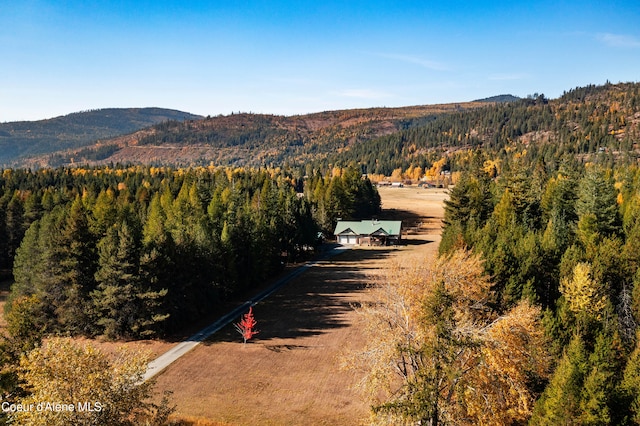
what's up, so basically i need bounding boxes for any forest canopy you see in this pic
[0,165,380,340]
[2,81,640,424]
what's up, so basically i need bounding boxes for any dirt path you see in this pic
[143,245,350,382]
[152,187,448,425]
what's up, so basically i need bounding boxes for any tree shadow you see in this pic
[377,208,424,224]
[377,207,442,235]
[402,239,434,246]
[0,278,12,304]
[202,248,395,345]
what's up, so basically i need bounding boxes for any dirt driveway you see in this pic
[152,187,448,425]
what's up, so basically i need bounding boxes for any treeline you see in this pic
[47,144,121,168]
[440,151,640,423]
[1,165,380,341]
[303,166,381,233]
[322,82,640,175]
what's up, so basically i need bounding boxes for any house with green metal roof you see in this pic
[334,219,402,246]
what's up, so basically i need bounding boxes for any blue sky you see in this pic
[2,0,640,121]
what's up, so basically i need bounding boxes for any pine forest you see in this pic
[3,81,640,424]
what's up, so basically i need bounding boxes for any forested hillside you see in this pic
[391,82,640,424]
[0,108,202,166]
[26,83,640,179]
[19,103,487,169]
[325,82,640,175]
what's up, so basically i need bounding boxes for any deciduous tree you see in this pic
[10,337,173,426]
[235,306,258,344]
[560,262,608,329]
[346,250,549,425]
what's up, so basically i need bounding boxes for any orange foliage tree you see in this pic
[235,306,259,344]
[345,250,550,425]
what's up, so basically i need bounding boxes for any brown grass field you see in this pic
[0,186,448,425]
[151,186,448,425]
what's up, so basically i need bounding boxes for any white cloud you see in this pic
[597,33,640,48]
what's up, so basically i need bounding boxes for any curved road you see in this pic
[143,244,348,382]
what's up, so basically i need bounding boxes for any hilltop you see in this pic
[320,82,640,175]
[473,94,521,103]
[5,82,640,172]
[0,108,202,166]
[12,102,488,169]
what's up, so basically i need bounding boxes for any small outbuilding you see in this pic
[334,219,402,246]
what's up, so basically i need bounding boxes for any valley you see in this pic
[151,186,447,425]
[2,81,640,424]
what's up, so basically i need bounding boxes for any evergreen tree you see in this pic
[576,167,621,246]
[21,191,43,237]
[0,203,7,271]
[55,196,96,333]
[4,192,24,268]
[621,331,640,423]
[92,221,141,338]
[11,208,67,332]
[10,219,43,302]
[440,167,494,255]
[90,188,118,236]
[579,331,619,425]
[530,335,588,424]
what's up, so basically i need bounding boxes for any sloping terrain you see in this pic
[320,82,640,174]
[0,108,202,165]
[17,102,488,169]
[5,82,640,173]
[152,186,448,425]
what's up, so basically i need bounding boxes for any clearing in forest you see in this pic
[152,186,448,425]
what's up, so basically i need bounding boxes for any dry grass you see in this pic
[169,416,234,426]
[0,186,447,425]
[154,186,447,425]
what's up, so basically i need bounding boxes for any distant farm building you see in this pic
[334,219,402,246]
[376,181,403,188]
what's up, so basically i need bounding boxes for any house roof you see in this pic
[334,220,402,237]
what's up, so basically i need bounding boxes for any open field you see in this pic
[0,186,448,425]
[152,186,448,425]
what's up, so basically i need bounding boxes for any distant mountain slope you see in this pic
[0,108,202,164]
[474,94,521,103]
[14,83,637,172]
[321,81,640,174]
[21,102,487,169]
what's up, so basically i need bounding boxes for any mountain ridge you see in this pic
[12,102,488,169]
[0,107,202,165]
[5,82,639,171]
[473,94,521,103]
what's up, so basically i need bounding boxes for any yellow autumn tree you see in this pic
[425,158,447,180]
[390,168,403,182]
[560,262,608,325]
[345,250,549,425]
[404,165,423,181]
[411,165,423,181]
[10,338,173,426]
